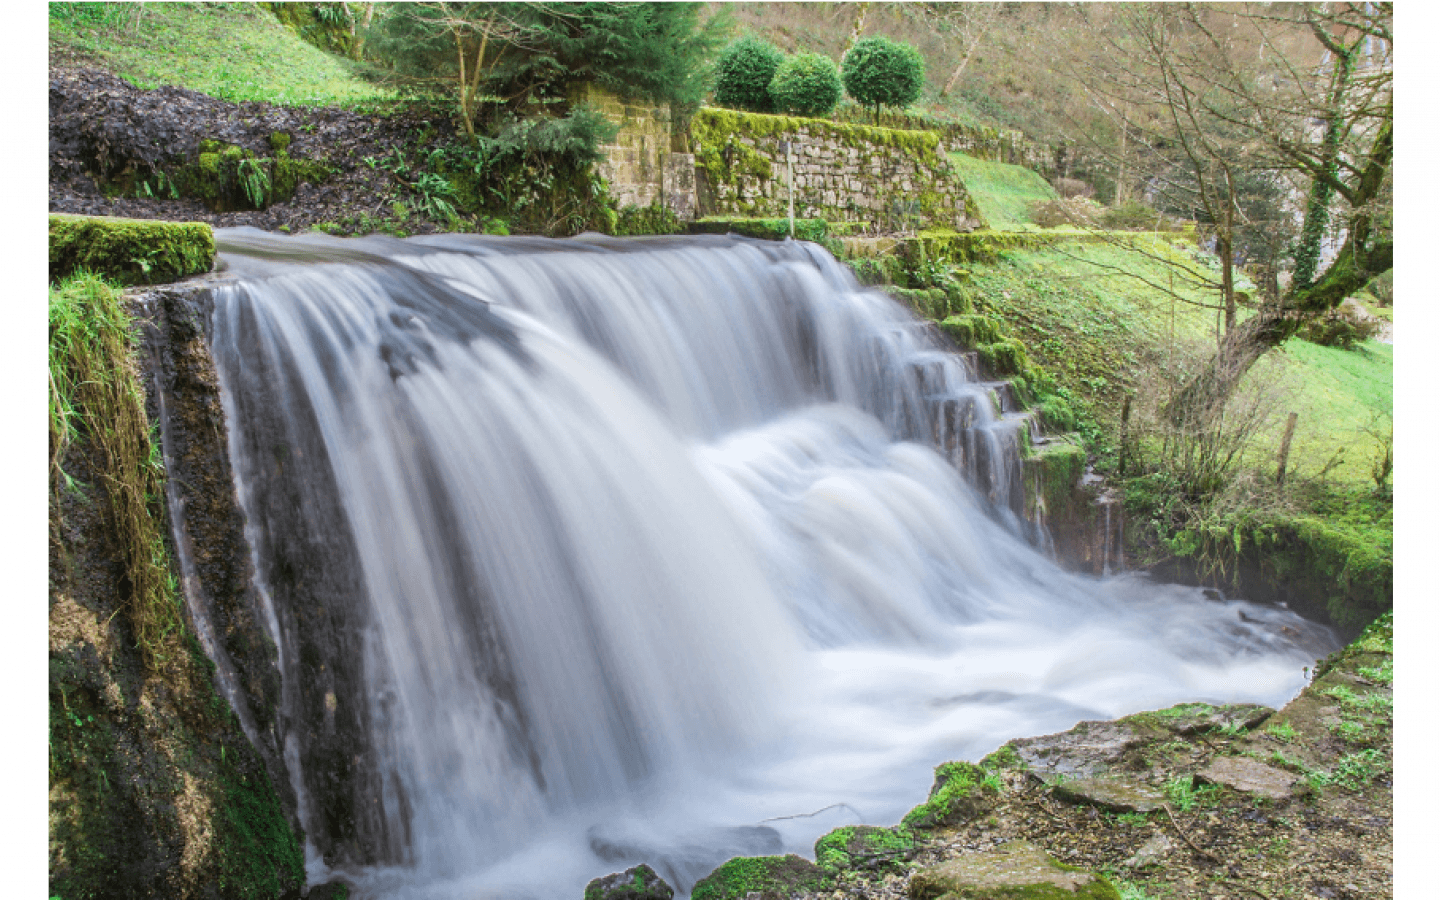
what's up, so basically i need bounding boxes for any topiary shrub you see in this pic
[768,52,842,117]
[713,36,786,113]
[841,36,925,123]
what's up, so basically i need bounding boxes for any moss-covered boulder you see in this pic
[814,824,917,873]
[939,313,1003,348]
[902,761,1001,830]
[690,854,827,900]
[49,214,214,286]
[908,841,1122,900]
[584,863,675,900]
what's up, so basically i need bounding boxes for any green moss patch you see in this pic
[902,761,1001,830]
[690,854,827,900]
[814,825,917,873]
[50,214,214,286]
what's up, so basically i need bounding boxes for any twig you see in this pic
[1162,802,1223,863]
[1228,881,1275,900]
[760,803,863,824]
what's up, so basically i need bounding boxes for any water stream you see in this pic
[198,230,1336,899]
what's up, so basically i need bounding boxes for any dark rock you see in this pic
[584,864,674,900]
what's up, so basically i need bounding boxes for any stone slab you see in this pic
[1051,776,1166,813]
[1196,756,1298,801]
[908,841,1117,900]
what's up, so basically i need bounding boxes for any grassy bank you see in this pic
[946,151,1058,231]
[49,2,395,108]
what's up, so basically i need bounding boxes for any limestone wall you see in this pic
[689,108,981,231]
[571,84,695,220]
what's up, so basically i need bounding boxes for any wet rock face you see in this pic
[138,281,395,869]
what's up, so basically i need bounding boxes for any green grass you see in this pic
[948,151,1060,231]
[49,2,396,107]
[1248,339,1392,484]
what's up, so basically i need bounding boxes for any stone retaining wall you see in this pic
[689,108,981,231]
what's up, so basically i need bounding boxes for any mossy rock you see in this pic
[888,286,950,319]
[584,863,674,900]
[1022,438,1087,518]
[974,338,1031,379]
[908,841,1121,900]
[902,761,1000,830]
[814,825,917,873]
[939,313,1002,348]
[690,854,827,900]
[49,214,214,285]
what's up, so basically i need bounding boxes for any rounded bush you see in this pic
[769,52,842,117]
[713,36,785,113]
[842,36,925,119]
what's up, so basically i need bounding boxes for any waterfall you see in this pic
[195,229,1335,899]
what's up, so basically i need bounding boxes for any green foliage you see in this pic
[1265,721,1298,743]
[49,273,185,672]
[769,52,842,118]
[613,201,685,236]
[689,216,834,244]
[1162,775,1219,813]
[842,36,925,122]
[425,105,620,235]
[713,35,785,113]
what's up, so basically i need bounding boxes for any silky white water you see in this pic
[203,230,1335,899]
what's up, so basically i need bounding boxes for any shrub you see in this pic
[769,52,842,117]
[1032,197,1101,229]
[841,36,924,123]
[713,36,785,113]
[1052,177,1095,199]
[1100,199,1163,230]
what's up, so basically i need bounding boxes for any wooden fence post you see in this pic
[1276,411,1298,485]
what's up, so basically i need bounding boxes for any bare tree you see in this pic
[1057,3,1391,422]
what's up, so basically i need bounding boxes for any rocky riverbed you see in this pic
[590,615,1392,900]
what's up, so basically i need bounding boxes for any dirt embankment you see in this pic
[49,67,452,235]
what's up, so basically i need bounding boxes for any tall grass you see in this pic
[50,272,182,673]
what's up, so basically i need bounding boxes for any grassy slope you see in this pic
[48,2,394,107]
[955,238,1391,489]
[946,152,1057,231]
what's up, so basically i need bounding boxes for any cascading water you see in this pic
[195,229,1336,899]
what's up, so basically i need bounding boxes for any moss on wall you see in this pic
[49,273,304,899]
[690,107,970,230]
[49,214,214,286]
